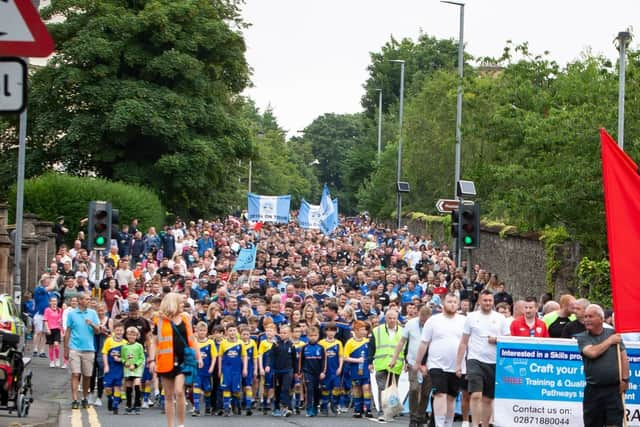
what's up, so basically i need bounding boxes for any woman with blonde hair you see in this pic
[149,293,202,427]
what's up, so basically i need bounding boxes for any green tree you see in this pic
[21,0,251,218]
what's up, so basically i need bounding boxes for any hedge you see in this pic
[8,173,165,246]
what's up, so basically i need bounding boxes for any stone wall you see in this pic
[402,216,580,300]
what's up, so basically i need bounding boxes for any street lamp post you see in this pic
[442,0,465,198]
[616,30,632,150]
[248,160,252,193]
[390,60,405,230]
[376,89,383,160]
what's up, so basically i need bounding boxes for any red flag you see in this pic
[601,128,640,332]
[253,222,263,232]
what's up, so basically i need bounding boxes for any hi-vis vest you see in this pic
[155,313,195,374]
[372,324,403,375]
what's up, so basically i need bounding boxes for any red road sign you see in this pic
[436,198,459,213]
[0,0,54,57]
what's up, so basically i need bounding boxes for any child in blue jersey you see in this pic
[258,320,276,414]
[240,325,258,415]
[102,323,125,414]
[343,320,373,418]
[319,322,344,416]
[291,324,306,414]
[298,326,326,417]
[192,321,217,417]
[218,323,248,416]
[209,325,225,415]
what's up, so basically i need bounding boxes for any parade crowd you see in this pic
[22,215,630,427]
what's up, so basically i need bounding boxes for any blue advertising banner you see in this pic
[495,336,640,427]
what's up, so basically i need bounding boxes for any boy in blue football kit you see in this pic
[102,323,125,414]
[240,325,258,415]
[319,322,344,415]
[298,326,326,417]
[258,321,276,414]
[218,323,248,416]
[291,324,306,414]
[192,321,217,417]
[343,320,373,418]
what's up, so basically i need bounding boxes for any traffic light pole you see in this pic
[14,109,28,313]
[94,249,102,299]
[456,197,464,266]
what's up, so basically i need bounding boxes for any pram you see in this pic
[0,331,33,417]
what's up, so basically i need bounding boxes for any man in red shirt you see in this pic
[510,297,549,337]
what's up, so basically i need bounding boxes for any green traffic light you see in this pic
[95,236,106,246]
[464,236,473,245]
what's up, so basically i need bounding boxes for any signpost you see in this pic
[1,0,55,313]
[436,198,460,213]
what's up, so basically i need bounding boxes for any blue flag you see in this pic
[299,198,338,230]
[320,184,339,235]
[247,193,291,224]
[232,246,257,272]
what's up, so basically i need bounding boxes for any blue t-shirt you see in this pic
[66,308,99,351]
[34,285,50,315]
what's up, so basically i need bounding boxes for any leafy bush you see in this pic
[8,173,164,245]
[576,257,611,308]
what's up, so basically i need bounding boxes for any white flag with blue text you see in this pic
[247,193,291,224]
[320,184,339,235]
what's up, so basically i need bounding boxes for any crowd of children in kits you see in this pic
[23,216,491,419]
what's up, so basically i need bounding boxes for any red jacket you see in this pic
[510,316,549,337]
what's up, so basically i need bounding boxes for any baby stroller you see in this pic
[0,331,33,417]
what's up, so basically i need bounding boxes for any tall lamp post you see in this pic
[442,0,465,198]
[376,88,383,160]
[390,60,405,230]
[616,30,632,150]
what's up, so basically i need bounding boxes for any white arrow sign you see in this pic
[436,198,459,213]
[0,58,27,114]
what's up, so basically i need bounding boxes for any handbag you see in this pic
[170,319,198,385]
[381,373,403,420]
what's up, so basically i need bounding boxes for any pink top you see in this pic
[43,307,62,330]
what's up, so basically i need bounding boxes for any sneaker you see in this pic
[365,411,374,418]
[216,409,225,416]
[378,415,386,422]
[224,408,231,417]
[306,410,315,417]
[141,400,149,409]
[271,409,282,417]
[134,408,141,415]
[62,362,68,369]
[461,422,470,427]
[71,400,79,410]
[330,403,339,415]
[246,409,252,416]
[353,412,363,418]
[94,398,102,407]
[192,410,200,417]
[55,359,61,368]
[49,361,55,368]
[87,394,95,405]
[81,399,89,409]
[32,351,38,357]
[113,407,119,415]
[39,352,47,358]
[126,407,132,415]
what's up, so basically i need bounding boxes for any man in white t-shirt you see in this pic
[456,290,509,427]
[389,305,432,427]
[414,293,467,427]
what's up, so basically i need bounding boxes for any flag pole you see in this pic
[618,343,628,427]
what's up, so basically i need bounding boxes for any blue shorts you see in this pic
[142,366,152,382]
[194,374,212,392]
[322,374,341,392]
[351,377,370,387]
[263,371,274,389]
[221,369,242,393]
[103,373,123,389]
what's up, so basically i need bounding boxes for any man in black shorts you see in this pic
[577,304,629,427]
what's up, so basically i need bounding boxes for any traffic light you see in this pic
[87,201,112,251]
[451,209,459,238]
[458,202,480,249]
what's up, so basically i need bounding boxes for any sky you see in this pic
[241,0,638,137]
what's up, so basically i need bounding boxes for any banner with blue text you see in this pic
[495,336,640,427]
[247,193,291,224]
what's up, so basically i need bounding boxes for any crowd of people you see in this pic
[19,215,631,427]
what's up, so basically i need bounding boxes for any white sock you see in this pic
[444,418,454,427]
[435,415,446,427]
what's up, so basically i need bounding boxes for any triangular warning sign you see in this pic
[0,0,54,57]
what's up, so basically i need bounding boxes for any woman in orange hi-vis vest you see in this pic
[148,292,202,427]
